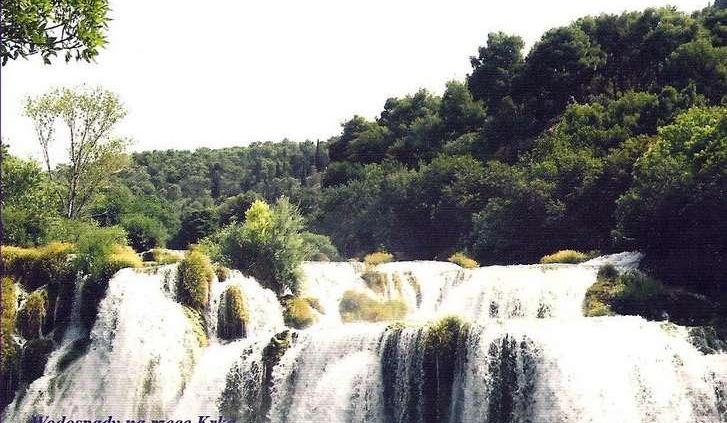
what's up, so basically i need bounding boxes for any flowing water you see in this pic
[4,253,726,422]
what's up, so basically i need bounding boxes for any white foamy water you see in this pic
[4,253,726,423]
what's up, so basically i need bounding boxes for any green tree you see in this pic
[203,198,307,295]
[0,145,59,245]
[616,106,726,294]
[25,86,130,219]
[439,81,486,139]
[467,32,524,111]
[1,0,110,65]
[120,214,168,251]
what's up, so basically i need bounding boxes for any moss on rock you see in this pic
[364,251,394,267]
[17,289,48,340]
[448,252,479,269]
[176,250,214,313]
[540,249,589,264]
[218,286,249,340]
[2,242,74,291]
[1,277,20,410]
[339,290,407,323]
[282,297,317,329]
[584,266,672,319]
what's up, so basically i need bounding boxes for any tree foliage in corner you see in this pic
[1,0,109,65]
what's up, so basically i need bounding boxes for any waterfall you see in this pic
[4,253,726,423]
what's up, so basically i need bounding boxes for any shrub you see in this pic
[282,297,317,329]
[217,286,249,340]
[448,252,479,269]
[121,214,168,252]
[17,290,48,340]
[540,249,589,264]
[2,242,74,291]
[176,250,214,313]
[301,232,339,261]
[20,338,54,385]
[72,226,131,279]
[361,271,388,294]
[339,290,407,322]
[364,251,394,267]
[201,198,307,295]
[215,265,231,282]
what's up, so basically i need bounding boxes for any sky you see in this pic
[0,0,711,161]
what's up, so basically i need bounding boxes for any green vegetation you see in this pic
[2,242,74,290]
[176,250,214,313]
[339,290,407,322]
[540,250,590,264]
[282,297,317,329]
[217,286,249,340]
[364,251,394,267]
[301,232,339,261]
[448,252,479,269]
[202,199,330,295]
[0,0,110,64]
[584,266,667,317]
[25,87,129,220]
[17,289,48,340]
[616,106,726,295]
[1,277,20,409]
[121,214,168,252]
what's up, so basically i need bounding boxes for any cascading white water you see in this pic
[4,253,726,423]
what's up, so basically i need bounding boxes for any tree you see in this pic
[467,32,524,111]
[0,145,59,245]
[1,0,110,65]
[616,106,726,294]
[203,198,308,295]
[25,86,129,219]
[439,81,486,139]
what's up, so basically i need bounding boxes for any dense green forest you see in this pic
[3,3,725,299]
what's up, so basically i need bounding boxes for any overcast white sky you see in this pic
[1,0,710,161]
